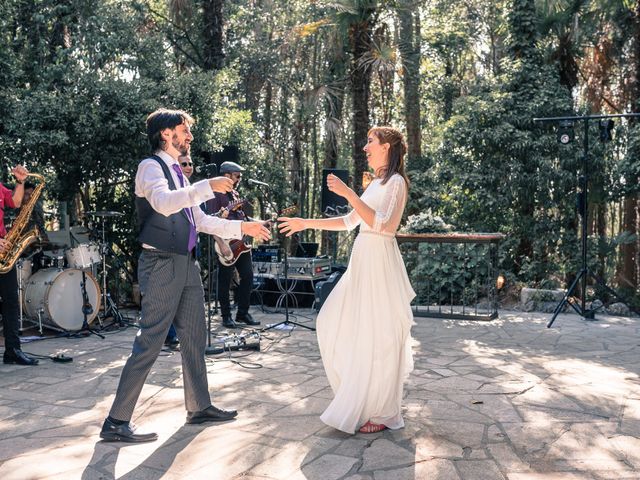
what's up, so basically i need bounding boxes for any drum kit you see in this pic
[17,210,124,334]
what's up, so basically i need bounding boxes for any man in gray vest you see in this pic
[100,108,271,443]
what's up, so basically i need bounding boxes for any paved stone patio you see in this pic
[1,308,639,479]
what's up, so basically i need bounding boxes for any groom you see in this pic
[100,108,270,442]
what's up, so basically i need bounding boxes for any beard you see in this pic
[172,133,190,155]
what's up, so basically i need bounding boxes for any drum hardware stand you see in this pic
[17,248,41,332]
[17,259,29,332]
[87,211,128,327]
[36,309,44,335]
[75,270,104,339]
[204,206,226,355]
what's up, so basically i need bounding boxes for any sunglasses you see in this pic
[181,162,193,167]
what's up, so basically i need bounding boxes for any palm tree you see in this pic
[327,0,379,193]
[397,0,422,164]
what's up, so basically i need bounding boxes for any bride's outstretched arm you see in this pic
[278,216,350,236]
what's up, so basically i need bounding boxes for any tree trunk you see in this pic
[350,16,373,195]
[264,80,273,143]
[323,35,347,169]
[244,70,264,119]
[201,0,225,70]
[321,36,347,254]
[397,2,422,165]
[596,203,607,290]
[616,0,640,291]
[18,1,44,86]
[291,97,304,198]
[443,59,454,121]
[618,197,638,290]
[50,0,72,60]
[373,24,394,125]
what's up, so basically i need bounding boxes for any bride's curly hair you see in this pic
[368,126,410,187]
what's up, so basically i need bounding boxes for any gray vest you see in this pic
[136,155,193,255]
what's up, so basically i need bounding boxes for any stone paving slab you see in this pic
[1,308,640,479]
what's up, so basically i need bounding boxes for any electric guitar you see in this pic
[214,205,297,266]
[214,198,247,218]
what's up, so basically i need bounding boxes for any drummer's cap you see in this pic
[146,109,194,152]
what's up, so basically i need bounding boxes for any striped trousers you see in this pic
[109,250,211,421]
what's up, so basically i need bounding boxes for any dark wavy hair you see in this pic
[146,108,194,152]
[368,126,410,187]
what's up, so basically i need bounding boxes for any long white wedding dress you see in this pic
[317,173,415,434]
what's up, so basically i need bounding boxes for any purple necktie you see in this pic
[171,164,197,253]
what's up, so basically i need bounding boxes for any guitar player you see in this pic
[206,161,261,328]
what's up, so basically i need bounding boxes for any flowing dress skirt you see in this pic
[317,230,415,434]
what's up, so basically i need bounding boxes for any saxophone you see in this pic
[0,173,46,274]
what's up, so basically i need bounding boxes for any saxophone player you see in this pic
[0,165,38,365]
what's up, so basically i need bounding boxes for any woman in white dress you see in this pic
[278,126,415,434]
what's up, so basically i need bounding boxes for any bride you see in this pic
[278,126,415,434]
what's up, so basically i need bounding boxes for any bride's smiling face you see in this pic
[363,134,389,173]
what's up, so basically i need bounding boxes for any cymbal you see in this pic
[86,210,124,217]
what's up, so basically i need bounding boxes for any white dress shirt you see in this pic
[135,150,242,243]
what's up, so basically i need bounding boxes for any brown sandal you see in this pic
[358,421,387,433]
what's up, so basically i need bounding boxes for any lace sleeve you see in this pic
[372,175,407,233]
[342,208,362,231]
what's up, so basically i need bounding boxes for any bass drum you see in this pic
[23,268,101,331]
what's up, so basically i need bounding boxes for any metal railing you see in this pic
[397,233,505,321]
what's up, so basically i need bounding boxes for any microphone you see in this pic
[195,163,218,174]
[248,179,270,187]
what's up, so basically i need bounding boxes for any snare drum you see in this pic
[65,243,101,269]
[23,268,101,331]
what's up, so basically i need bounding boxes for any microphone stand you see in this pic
[255,183,315,332]
[195,163,223,355]
[204,201,222,355]
[77,270,104,339]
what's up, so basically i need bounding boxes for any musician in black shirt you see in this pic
[206,161,260,328]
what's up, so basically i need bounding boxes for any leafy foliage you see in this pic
[0,0,638,305]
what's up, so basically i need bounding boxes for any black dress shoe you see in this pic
[186,404,238,424]
[222,316,239,328]
[236,313,260,326]
[100,418,158,443]
[3,348,39,366]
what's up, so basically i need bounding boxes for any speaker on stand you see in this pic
[321,168,349,216]
[209,146,240,175]
[321,168,349,261]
